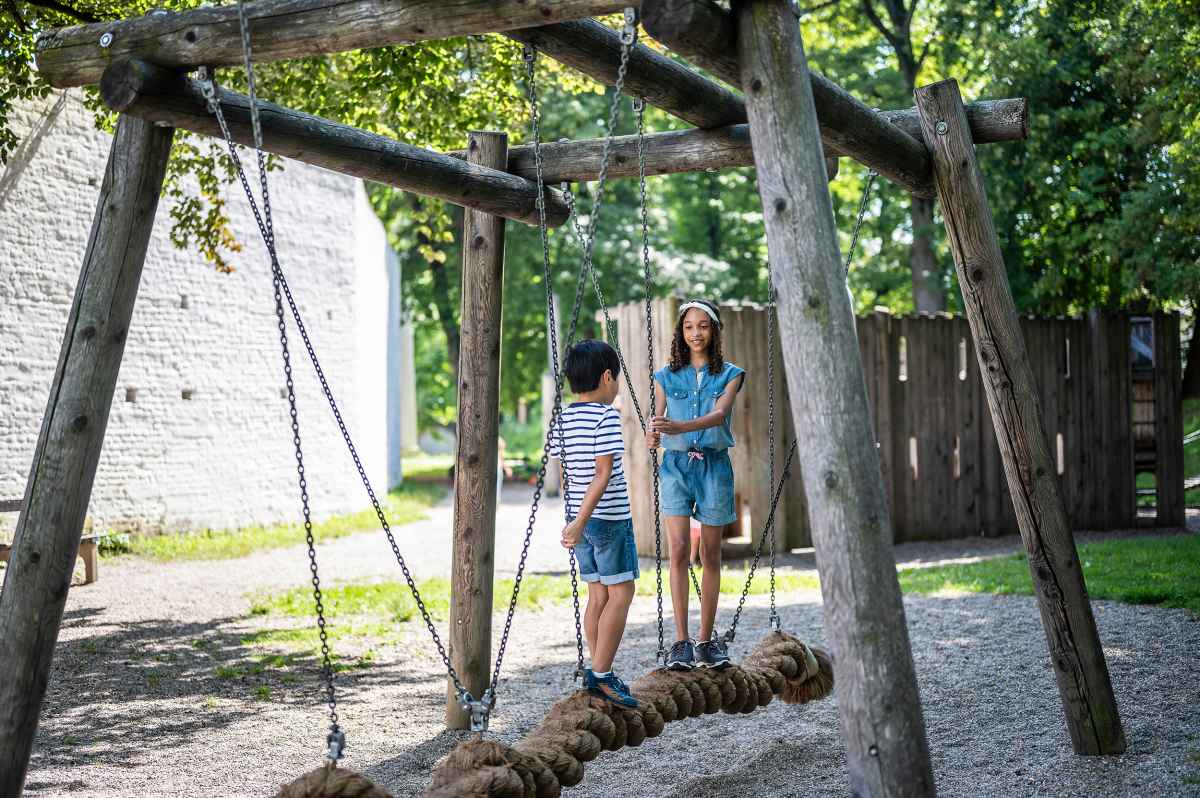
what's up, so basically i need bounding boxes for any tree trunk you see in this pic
[909,194,945,311]
[414,195,462,390]
[859,0,948,311]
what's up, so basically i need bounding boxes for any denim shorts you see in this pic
[660,447,736,526]
[572,516,639,585]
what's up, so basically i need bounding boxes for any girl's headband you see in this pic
[678,301,722,328]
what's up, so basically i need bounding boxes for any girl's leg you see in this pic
[697,523,723,640]
[584,581,608,662]
[591,580,635,672]
[665,514,692,641]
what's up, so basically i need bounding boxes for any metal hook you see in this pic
[458,688,495,733]
[325,727,346,763]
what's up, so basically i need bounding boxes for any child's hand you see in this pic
[561,519,583,549]
[644,428,661,449]
[650,415,683,435]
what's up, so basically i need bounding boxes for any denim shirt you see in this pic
[654,361,746,451]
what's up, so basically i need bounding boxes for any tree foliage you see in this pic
[3,0,1198,426]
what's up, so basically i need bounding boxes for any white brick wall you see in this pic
[0,91,402,536]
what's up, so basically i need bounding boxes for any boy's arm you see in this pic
[562,455,613,546]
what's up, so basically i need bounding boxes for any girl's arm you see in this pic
[644,382,667,448]
[652,374,744,435]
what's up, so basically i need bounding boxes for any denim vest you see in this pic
[654,361,746,451]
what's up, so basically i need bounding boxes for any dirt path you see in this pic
[14,487,1200,797]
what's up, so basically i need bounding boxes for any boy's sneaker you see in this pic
[696,637,732,670]
[589,672,638,708]
[665,639,696,671]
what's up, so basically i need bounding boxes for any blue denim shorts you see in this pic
[660,447,736,526]
[571,516,639,585]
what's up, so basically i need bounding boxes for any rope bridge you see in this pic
[276,631,833,798]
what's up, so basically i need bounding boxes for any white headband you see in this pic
[678,301,721,328]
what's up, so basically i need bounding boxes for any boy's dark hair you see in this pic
[564,339,621,393]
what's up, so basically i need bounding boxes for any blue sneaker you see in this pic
[665,639,696,671]
[589,672,638,708]
[696,637,732,670]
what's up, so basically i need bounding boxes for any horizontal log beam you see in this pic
[35,0,630,89]
[505,19,747,130]
[452,124,838,183]
[471,94,1025,184]
[100,59,569,228]
[641,0,937,196]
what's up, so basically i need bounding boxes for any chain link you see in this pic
[766,278,780,631]
[845,169,878,276]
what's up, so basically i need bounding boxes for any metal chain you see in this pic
[724,437,799,641]
[845,169,878,276]
[724,167,879,642]
[765,277,780,631]
[505,21,636,693]
[199,5,346,759]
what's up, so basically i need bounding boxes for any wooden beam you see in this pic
[35,0,631,89]
[643,0,935,197]
[914,77,1126,756]
[446,131,507,730]
[0,499,22,513]
[0,115,175,796]
[100,59,569,228]
[453,124,839,183]
[506,19,747,130]
[453,95,1023,184]
[736,1,937,795]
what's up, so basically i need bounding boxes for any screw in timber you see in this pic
[99,31,114,48]
[935,120,949,135]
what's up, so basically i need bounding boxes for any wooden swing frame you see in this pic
[0,1,1126,795]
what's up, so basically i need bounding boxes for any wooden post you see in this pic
[0,115,174,795]
[735,2,936,795]
[915,77,1126,755]
[446,131,507,729]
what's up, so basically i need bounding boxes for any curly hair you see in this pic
[668,301,725,374]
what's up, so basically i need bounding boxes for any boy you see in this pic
[550,339,639,708]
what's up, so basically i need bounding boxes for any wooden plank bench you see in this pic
[0,500,99,585]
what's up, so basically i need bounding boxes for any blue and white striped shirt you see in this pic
[548,402,631,521]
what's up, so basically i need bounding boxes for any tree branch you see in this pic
[799,0,840,14]
[860,0,904,53]
[4,0,29,30]
[22,0,99,23]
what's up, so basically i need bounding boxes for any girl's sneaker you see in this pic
[590,672,639,708]
[665,639,696,671]
[696,637,732,670]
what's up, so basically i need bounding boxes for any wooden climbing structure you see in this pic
[0,1,1129,796]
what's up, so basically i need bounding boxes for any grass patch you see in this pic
[109,481,446,562]
[899,533,1200,614]
[251,569,821,628]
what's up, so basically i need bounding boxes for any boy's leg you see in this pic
[590,580,634,672]
[584,581,609,661]
[697,523,723,640]
[665,514,692,641]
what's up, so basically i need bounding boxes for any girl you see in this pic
[645,299,745,670]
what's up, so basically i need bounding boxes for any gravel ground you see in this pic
[15,487,1200,797]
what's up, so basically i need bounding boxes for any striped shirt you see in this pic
[548,402,631,521]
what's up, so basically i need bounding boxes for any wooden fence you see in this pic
[605,300,1183,555]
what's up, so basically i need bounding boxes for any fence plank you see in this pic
[1155,312,1185,525]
